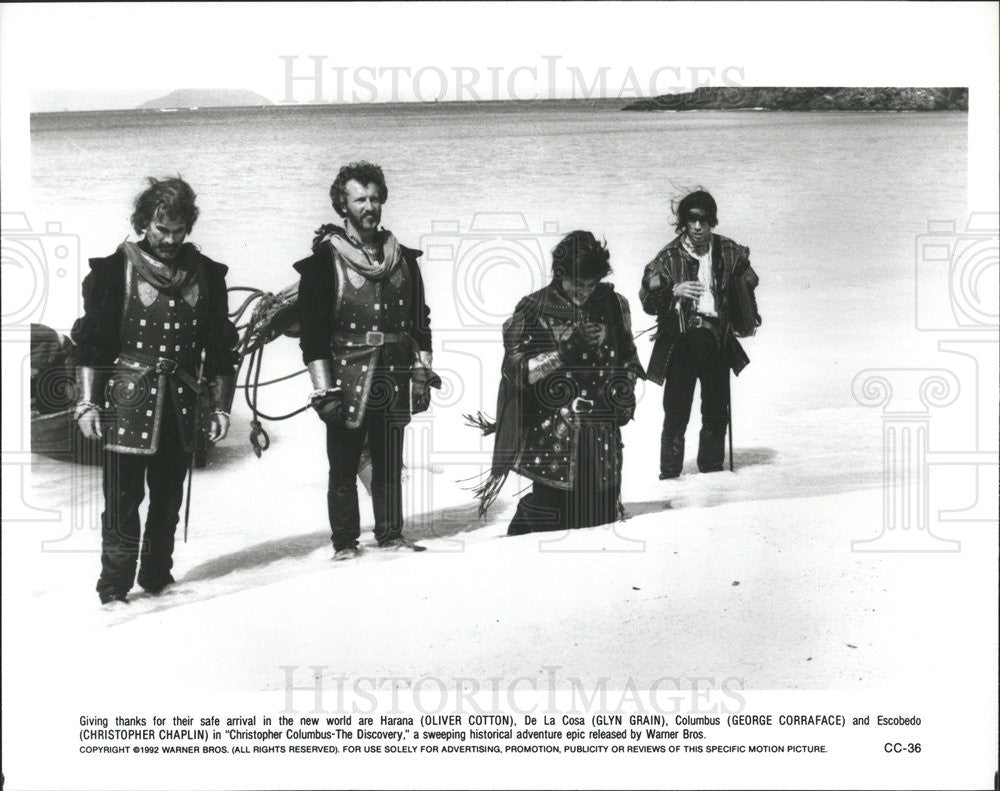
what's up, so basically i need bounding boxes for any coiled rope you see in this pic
[228,287,307,457]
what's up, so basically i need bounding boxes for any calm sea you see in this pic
[30,101,966,412]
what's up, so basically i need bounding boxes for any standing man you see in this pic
[294,161,438,560]
[72,177,238,606]
[639,189,758,478]
[475,230,645,534]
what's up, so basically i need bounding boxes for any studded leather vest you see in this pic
[328,244,415,428]
[103,257,205,454]
[509,284,637,490]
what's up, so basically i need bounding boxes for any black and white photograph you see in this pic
[2,3,997,789]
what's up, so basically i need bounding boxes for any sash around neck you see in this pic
[324,226,404,281]
[121,240,198,295]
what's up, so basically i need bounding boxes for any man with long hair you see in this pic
[72,176,238,605]
[639,189,758,478]
[294,161,438,559]
[476,230,644,534]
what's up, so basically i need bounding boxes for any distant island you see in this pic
[137,89,273,110]
[623,87,968,112]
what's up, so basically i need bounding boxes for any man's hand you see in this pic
[673,281,706,300]
[558,322,602,362]
[74,368,102,440]
[76,407,103,440]
[411,367,441,414]
[311,389,344,424]
[611,371,637,426]
[615,403,636,426]
[207,411,230,443]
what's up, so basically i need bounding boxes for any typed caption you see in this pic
[76,709,924,760]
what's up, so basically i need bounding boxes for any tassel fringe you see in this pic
[463,411,496,436]
[471,472,509,518]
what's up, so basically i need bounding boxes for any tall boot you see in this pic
[137,523,177,593]
[659,431,685,479]
[697,424,727,473]
[371,476,404,545]
[327,479,361,551]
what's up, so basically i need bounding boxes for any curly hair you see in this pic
[130,176,200,234]
[329,161,388,218]
[672,188,718,235]
[551,230,612,281]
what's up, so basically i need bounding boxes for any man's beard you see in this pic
[349,211,380,234]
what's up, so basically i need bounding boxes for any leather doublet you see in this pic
[329,245,414,428]
[508,284,633,490]
[104,261,204,454]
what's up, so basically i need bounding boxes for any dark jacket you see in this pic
[639,233,752,384]
[71,241,238,453]
[71,241,238,380]
[294,237,432,428]
[293,240,431,364]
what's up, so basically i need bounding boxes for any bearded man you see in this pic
[72,177,238,605]
[294,161,438,559]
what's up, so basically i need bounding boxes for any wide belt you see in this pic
[689,313,720,330]
[332,330,410,347]
[117,352,202,393]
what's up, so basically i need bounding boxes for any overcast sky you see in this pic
[3,2,998,111]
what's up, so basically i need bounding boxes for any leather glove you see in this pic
[558,322,602,363]
[411,367,441,414]
[311,388,345,424]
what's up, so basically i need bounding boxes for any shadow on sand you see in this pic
[621,445,778,518]
[184,447,778,584]
[731,447,778,467]
[113,446,779,620]
[181,497,509,585]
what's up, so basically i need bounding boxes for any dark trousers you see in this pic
[326,410,407,550]
[96,413,188,601]
[661,328,729,477]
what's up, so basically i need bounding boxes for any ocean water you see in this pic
[8,103,993,732]
[29,102,967,496]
